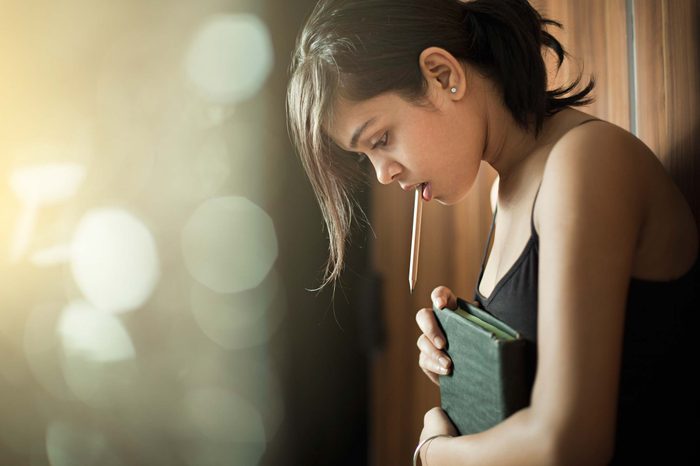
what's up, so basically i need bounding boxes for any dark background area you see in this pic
[263,1,379,465]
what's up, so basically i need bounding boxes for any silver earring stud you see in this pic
[450,87,457,93]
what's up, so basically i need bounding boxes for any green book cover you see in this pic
[433,297,534,435]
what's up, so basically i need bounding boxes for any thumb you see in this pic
[431,286,457,310]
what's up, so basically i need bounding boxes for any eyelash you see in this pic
[356,132,388,162]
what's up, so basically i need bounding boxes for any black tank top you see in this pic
[473,120,700,464]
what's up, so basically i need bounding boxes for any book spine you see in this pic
[498,339,533,417]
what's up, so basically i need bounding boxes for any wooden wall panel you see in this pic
[635,0,700,231]
[368,175,476,465]
[531,0,630,129]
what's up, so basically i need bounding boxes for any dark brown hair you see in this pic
[286,0,595,295]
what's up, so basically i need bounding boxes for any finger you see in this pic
[416,307,447,349]
[425,406,444,418]
[417,334,452,373]
[431,286,457,310]
[419,349,450,379]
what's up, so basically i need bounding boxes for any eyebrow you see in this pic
[348,117,377,150]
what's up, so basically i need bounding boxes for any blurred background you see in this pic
[1,0,699,465]
[0,0,374,465]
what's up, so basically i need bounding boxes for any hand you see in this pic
[418,407,459,464]
[416,286,458,386]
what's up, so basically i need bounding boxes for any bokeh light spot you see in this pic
[57,300,140,408]
[181,196,278,293]
[184,13,274,104]
[190,267,286,349]
[70,208,160,314]
[57,300,135,362]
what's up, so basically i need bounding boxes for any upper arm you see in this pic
[530,124,647,464]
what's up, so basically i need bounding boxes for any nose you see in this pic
[373,158,401,185]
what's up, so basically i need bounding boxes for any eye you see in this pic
[355,132,389,163]
[372,131,389,151]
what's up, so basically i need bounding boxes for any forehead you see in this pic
[326,92,404,150]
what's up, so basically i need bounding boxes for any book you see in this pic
[433,297,534,435]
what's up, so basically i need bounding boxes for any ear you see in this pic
[418,46,467,100]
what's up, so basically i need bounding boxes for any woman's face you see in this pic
[326,86,486,205]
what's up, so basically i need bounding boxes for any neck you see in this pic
[485,111,559,180]
[482,105,574,200]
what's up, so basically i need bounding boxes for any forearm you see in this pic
[423,407,558,466]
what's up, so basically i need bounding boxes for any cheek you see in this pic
[445,125,484,180]
[408,128,451,168]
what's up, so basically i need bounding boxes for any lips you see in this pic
[400,182,433,201]
[402,182,425,192]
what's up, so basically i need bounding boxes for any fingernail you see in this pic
[439,357,449,368]
[435,337,444,349]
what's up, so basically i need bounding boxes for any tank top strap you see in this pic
[477,204,498,283]
[475,116,600,299]
[530,179,543,237]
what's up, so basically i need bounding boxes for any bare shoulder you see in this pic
[539,118,698,280]
[537,119,649,238]
[548,119,653,199]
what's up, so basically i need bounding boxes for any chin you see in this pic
[438,199,457,206]
[437,190,468,206]
[435,196,456,206]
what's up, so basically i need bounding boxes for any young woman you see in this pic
[286,0,699,464]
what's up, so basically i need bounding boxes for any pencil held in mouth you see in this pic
[409,183,425,294]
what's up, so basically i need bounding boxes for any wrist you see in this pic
[423,435,451,465]
[416,434,454,466]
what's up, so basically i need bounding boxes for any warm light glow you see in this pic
[8,161,86,263]
[10,162,86,205]
[1,1,288,462]
[30,244,72,266]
